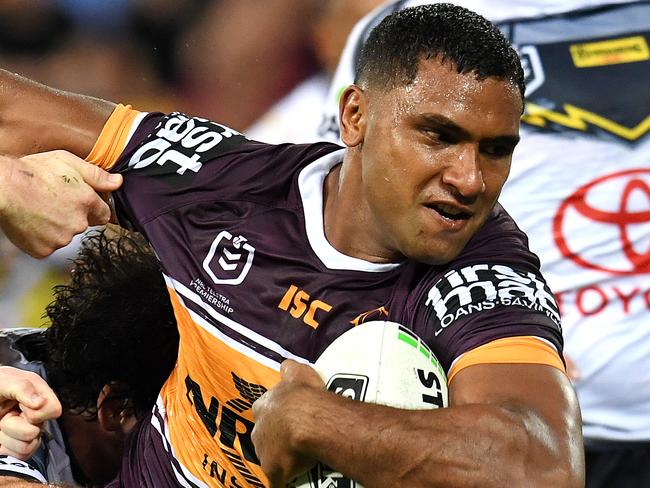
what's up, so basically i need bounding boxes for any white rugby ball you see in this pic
[291,320,448,488]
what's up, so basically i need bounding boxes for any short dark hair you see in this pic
[42,229,178,418]
[355,3,525,100]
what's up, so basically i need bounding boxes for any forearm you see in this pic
[0,69,115,157]
[0,476,58,487]
[296,392,579,488]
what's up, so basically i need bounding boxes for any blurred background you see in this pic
[0,0,385,328]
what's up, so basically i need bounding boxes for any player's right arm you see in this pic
[0,70,123,257]
[0,476,58,487]
[0,69,114,157]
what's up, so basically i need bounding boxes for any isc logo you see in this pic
[278,285,332,329]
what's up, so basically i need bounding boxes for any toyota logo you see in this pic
[553,169,650,275]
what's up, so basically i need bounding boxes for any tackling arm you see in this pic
[252,361,584,488]
[0,69,114,158]
[0,71,123,257]
[0,477,58,487]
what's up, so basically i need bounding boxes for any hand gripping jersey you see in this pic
[321,0,650,443]
[89,108,564,487]
[0,329,76,486]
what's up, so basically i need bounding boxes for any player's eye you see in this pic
[422,128,457,145]
[480,142,515,159]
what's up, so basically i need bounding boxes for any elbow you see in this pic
[518,410,585,488]
[483,406,584,488]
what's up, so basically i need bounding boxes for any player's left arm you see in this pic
[0,69,114,157]
[0,70,123,257]
[0,477,60,487]
[252,356,584,488]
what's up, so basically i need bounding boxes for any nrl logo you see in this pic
[203,230,255,285]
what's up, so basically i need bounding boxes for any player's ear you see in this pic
[96,382,135,435]
[339,85,367,147]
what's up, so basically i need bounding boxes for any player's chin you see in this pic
[405,236,468,265]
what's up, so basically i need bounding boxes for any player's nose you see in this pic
[440,144,485,200]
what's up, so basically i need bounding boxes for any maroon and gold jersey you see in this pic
[92,107,564,487]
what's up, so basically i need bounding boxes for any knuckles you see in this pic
[13,438,40,457]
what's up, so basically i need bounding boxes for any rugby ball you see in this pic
[291,320,448,488]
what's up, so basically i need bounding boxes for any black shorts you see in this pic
[585,439,650,488]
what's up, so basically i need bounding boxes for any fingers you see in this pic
[0,411,40,442]
[86,194,113,227]
[21,149,122,192]
[35,151,116,226]
[0,368,62,424]
[0,411,42,460]
[63,155,122,192]
[280,359,298,375]
[0,368,59,462]
[280,360,325,388]
[0,368,45,409]
[0,435,41,460]
[0,400,18,419]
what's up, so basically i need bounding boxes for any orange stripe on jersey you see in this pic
[447,336,565,384]
[86,104,140,170]
[161,286,280,487]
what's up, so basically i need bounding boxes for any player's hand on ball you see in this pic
[252,360,324,487]
[0,367,62,459]
[0,151,122,258]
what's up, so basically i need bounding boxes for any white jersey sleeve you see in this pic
[0,455,48,484]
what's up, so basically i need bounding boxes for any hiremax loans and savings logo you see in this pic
[425,264,561,335]
[553,169,650,275]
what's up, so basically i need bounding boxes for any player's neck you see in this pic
[323,156,401,264]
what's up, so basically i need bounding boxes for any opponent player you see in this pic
[321,1,650,486]
[0,230,178,486]
[0,5,583,487]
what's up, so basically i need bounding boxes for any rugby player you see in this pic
[0,5,584,487]
[0,230,178,486]
[322,1,650,486]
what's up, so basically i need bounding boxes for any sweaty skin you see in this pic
[0,70,119,258]
[325,59,521,265]
[253,59,583,488]
[0,64,584,487]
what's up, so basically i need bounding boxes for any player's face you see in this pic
[356,58,522,264]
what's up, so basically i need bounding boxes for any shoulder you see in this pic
[395,204,562,371]
[110,111,344,227]
[118,112,342,188]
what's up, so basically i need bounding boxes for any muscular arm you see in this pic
[0,71,122,257]
[0,476,48,487]
[0,69,114,157]
[253,362,584,487]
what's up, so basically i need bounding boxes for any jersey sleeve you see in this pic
[0,454,48,484]
[86,105,316,234]
[403,205,565,380]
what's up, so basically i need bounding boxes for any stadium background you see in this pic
[0,0,378,328]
